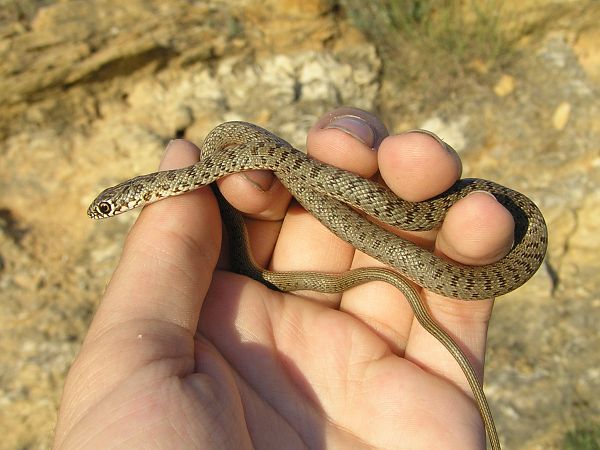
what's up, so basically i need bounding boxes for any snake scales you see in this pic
[88,121,548,450]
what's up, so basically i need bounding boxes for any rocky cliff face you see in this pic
[0,1,598,448]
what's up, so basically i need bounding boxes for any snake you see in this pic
[88,121,548,450]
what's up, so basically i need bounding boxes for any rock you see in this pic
[552,101,571,130]
[494,74,516,97]
[573,26,600,83]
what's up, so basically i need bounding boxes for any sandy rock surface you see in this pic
[0,1,598,448]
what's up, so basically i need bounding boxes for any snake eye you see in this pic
[98,201,112,215]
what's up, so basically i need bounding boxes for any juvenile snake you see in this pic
[88,121,548,450]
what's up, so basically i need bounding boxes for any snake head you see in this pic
[87,195,119,219]
[87,186,130,219]
[87,176,152,219]
[88,171,176,219]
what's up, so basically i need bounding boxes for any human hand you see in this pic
[54,108,514,449]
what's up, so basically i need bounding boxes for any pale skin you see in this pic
[54,108,514,449]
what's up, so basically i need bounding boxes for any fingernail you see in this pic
[467,190,498,201]
[324,115,376,148]
[403,129,456,153]
[241,171,275,192]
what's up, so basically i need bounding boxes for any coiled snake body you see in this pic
[89,121,548,450]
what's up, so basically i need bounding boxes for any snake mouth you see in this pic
[87,206,103,219]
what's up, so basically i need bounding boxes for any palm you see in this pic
[55,270,482,449]
[187,272,484,449]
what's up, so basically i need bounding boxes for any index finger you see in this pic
[87,139,221,340]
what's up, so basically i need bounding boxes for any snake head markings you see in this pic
[87,197,117,219]
[88,180,144,219]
